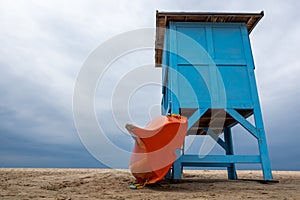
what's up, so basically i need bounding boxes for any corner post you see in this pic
[224,127,237,180]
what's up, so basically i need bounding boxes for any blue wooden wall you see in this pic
[162,22,257,112]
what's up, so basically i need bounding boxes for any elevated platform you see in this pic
[180,108,253,135]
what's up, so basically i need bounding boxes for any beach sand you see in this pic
[0,168,299,199]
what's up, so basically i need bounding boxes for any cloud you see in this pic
[0,0,299,169]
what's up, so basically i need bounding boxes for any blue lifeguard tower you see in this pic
[155,11,273,180]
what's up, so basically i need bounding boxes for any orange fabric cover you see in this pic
[127,115,187,185]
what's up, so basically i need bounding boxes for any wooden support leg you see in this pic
[165,169,172,179]
[224,127,237,180]
[253,109,273,181]
[173,149,182,179]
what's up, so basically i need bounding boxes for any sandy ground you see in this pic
[0,168,299,200]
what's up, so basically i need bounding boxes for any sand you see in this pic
[0,168,299,200]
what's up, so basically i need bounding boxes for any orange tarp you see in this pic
[126,115,187,185]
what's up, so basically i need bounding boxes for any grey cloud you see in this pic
[0,0,299,169]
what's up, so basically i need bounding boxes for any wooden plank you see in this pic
[180,155,261,164]
[226,108,259,139]
[155,11,264,66]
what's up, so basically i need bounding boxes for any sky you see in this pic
[0,0,299,170]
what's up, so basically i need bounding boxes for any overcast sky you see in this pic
[0,0,299,170]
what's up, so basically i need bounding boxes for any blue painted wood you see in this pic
[241,26,273,180]
[226,108,259,139]
[168,23,255,109]
[256,122,273,180]
[169,23,180,114]
[182,163,232,167]
[165,168,172,179]
[216,138,227,151]
[161,28,170,115]
[224,128,237,180]
[173,148,183,179]
[203,128,227,151]
[161,21,273,180]
[180,155,261,164]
